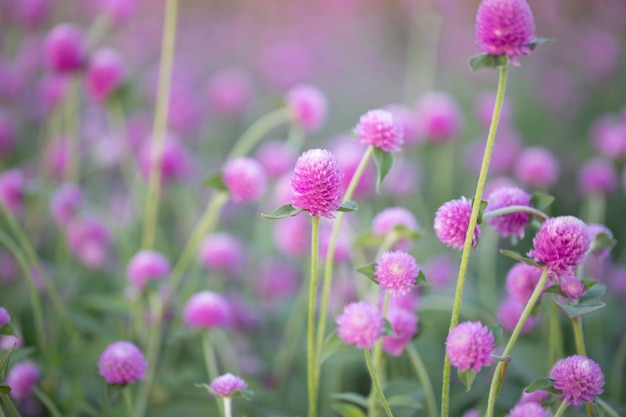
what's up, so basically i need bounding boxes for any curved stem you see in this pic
[482,205,549,222]
[226,108,290,160]
[484,268,548,417]
[140,0,179,250]
[553,399,568,417]
[364,349,394,417]
[307,216,321,417]
[407,344,438,417]
[122,388,134,417]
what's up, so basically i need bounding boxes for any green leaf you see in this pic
[333,402,366,417]
[471,198,488,225]
[580,283,605,303]
[353,232,385,248]
[235,389,254,400]
[499,250,543,267]
[591,232,617,253]
[0,383,10,394]
[543,284,565,297]
[0,343,17,381]
[331,392,369,408]
[530,192,555,213]
[0,323,16,336]
[469,53,508,71]
[319,331,349,365]
[356,263,378,284]
[203,172,228,192]
[337,200,358,212]
[488,323,503,344]
[457,368,477,392]
[393,224,422,241]
[416,269,428,286]
[529,38,554,51]
[260,204,303,220]
[525,377,561,394]
[383,319,397,337]
[373,148,393,193]
[386,394,422,409]
[554,297,605,318]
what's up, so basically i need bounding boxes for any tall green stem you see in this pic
[307,216,321,417]
[407,344,438,417]
[484,268,548,417]
[134,293,163,417]
[223,398,232,417]
[441,64,508,417]
[571,317,595,417]
[368,294,390,417]
[202,332,219,381]
[141,0,179,250]
[122,389,134,417]
[364,349,394,417]
[0,394,22,417]
[226,108,290,160]
[548,302,564,371]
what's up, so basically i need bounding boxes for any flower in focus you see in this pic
[549,355,604,407]
[223,157,267,203]
[434,197,481,250]
[286,84,327,133]
[354,109,404,152]
[446,321,495,372]
[209,373,248,398]
[336,301,384,349]
[98,341,147,385]
[375,251,420,297]
[485,186,532,238]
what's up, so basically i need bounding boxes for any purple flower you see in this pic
[486,186,532,238]
[560,276,585,302]
[206,68,252,118]
[0,169,25,214]
[126,250,170,291]
[209,373,248,398]
[0,307,10,328]
[590,117,626,160]
[375,251,420,297]
[434,197,481,250]
[498,297,537,335]
[505,402,550,417]
[372,207,419,251]
[578,158,617,196]
[476,0,535,64]
[550,355,604,407]
[198,233,244,275]
[43,24,85,73]
[286,85,327,133]
[291,149,344,218]
[7,361,39,399]
[86,47,127,104]
[506,263,543,303]
[139,134,191,183]
[446,321,495,372]
[50,183,82,227]
[528,216,590,279]
[66,216,110,270]
[183,291,230,329]
[514,147,559,189]
[354,109,404,152]
[383,307,418,357]
[223,157,267,203]
[336,301,384,349]
[98,341,147,385]
[385,104,422,146]
[415,91,463,144]
[255,141,296,179]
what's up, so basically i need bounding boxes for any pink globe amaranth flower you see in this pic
[578,158,617,196]
[50,183,82,227]
[528,216,590,280]
[560,276,585,302]
[210,373,247,398]
[223,157,267,203]
[332,140,375,200]
[550,355,604,407]
[423,254,457,289]
[415,91,463,144]
[590,118,626,160]
[66,216,109,270]
[372,207,419,251]
[434,197,481,250]
[86,47,127,104]
[0,307,10,328]
[43,24,86,74]
[98,341,147,385]
[255,141,296,179]
[498,297,537,334]
[446,321,495,373]
[462,409,481,417]
[126,250,170,291]
[198,233,244,275]
[486,186,531,239]
[0,110,16,156]
[0,335,22,350]
[382,307,418,357]
[385,104,422,146]
[273,215,310,256]
[7,361,39,399]
[11,0,51,29]
[99,0,137,22]
[139,134,190,183]
[505,402,550,417]
[519,390,549,404]
[375,251,420,297]
[506,263,542,303]
[475,91,511,129]
[286,84,327,133]
[0,169,25,215]
[336,301,384,349]
[475,0,535,64]
[206,68,252,117]
[514,147,559,189]
[291,149,344,218]
[183,291,230,329]
[354,109,404,152]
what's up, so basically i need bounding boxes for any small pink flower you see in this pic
[286,85,327,133]
[498,297,537,335]
[85,47,127,104]
[223,157,267,203]
[514,147,559,189]
[50,183,82,227]
[255,141,296,179]
[486,186,532,239]
[505,263,543,303]
[372,207,419,251]
[550,355,604,407]
[446,321,495,372]
[139,134,191,183]
[0,307,10,328]
[354,109,404,152]
[434,197,481,250]
[183,291,230,329]
[382,307,418,357]
[198,233,244,275]
[126,250,170,291]
[206,68,252,117]
[578,157,617,196]
[7,361,39,399]
[0,169,25,215]
[43,24,86,74]
[66,216,110,270]
[415,91,463,144]
[560,276,585,302]
[336,301,384,349]
[98,341,147,385]
[209,373,247,398]
[375,251,420,297]
[505,402,550,417]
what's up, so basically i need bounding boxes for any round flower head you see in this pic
[291,149,344,218]
[7,361,39,399]
[336,301,384,349]
[183,291,230,329]
[198,233,244,275]
[476,0,535,64]
[560,276,585,302]
[375,251,420,297]
[43,23,86,73]
[549,355,604,407]
[505,402,550,417]
[498,297,537,334]
[528,216,590,279]
[354,109,404,152]
[255,140,296,178]
[50,183,82,226]
[98,341,147,385]
[506,263,542,303]
[86,47,127,104]
[0,169,25,215]
[590,118,626,160]
[0,307,10,328]
[415,91,463,144]
[486,186,532,238]
[578,158,617,196]
[514,147,559,189]
[423,254,458,288]
[445,321,495,372]
[286,84,327,133]
[126,250,170,291]
[139,134,190,183]
[223,157,267,203]
[383,307,418,357]
[206,68,252,117]
[434,197,481,250]
[209,373,247,398]
[372,207,419,251]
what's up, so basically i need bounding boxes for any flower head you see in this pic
[43,23,86,73]
[446,321,495,372]
[505,402,550,417]
[434,197,481,250]
[98,341,147,385]
[354,109,404,152]
[528,216,590,279]
[255,140,296,179]
[498,296,537,334]
[486,186,532,238]
[514,147,559,189]
[506,263,543,303]
[198,233,244,275]
[291,149,344,218]
[336,301,384,349]
[50,183,82,227]
[223,157,267,203]
[372,207,419,251]
[0,307,10,328]
[578,158,617,196]
[7,361,39,399]
[126,250,170,291]
[139,134,190,183]
[476,0,535,63]
[99,0,137,22]
[66,216,109,270]
[286,85,327,133]
[550,355,604,407]
[86,47,127,103]
[560,276,585,302]
[206,68,252,117]
[183,291,230,329]
[415,91,463,144]
[383,307,418,357]
[375,251,420,297]
[209,373,248,398]
[0,169,25,214]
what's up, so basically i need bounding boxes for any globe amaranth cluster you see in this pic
[550,355,604,407]
[98,341,147,385]
[336,301,384,350]
[446,321,495,373]
[434,197,481,250]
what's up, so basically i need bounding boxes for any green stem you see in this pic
[122,389,134,417]
[407,344,438,417]
[610,331,626,401]
[441,64,508,417]
[571,317,587,356]
[223,398,232,417]
[0,393,22,417]
[478,230,498,311]
[553,399,568,417]
[548,301,564,371]
[226,108,290,160]
[134,293,163,417]
[484,268,548,417]
[307,216,321,417]
[482,205,549,222]
[364,349,394,417]
[202,332,219,381]
[368,294,390,417]
[140,0,179,250]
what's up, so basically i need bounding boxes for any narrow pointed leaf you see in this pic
[261,204,303,220]
[333,403,366,417]
[373,148,393,193]
[383,318,397,337]
[0,343,16,381]
[338,200,358,212]
[530,192,555,212]
[529,38,554,51]
[554,297,605,318]
[591,232,617,252]
[457,369,477,391]
[488,323,503,344]
[499,250,543,267]
[416,269,428,286]
[386,395,423,409]
[203,172,228,192]
[0,323,16,336]
[469,53,508,71]
[580,283,606,303]
[331,392,369,408]
[319,331,349,365]
[356,263,378,284]
[543,284,565,297]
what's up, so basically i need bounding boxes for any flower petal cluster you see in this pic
[486,186,531,238]
[209,373,248,398]
[126,250,170,291]
[183,291,230,329]
[434,197,480,250]
[549,355,604,407]
[7,361,40,399]
[506,263,543,303]
[445,321,495,372]
[286,85,327,133]
[336,301,384,349]
[375,251,420,297]
[223,157,267,203]
[98,341,147,385]
[354,109,404,152]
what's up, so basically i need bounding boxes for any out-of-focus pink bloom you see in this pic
[223,157,267,203]
[336,301,384,349]
[10,0,51,29]
[415,91,463,144]
[126,250,170,291]
[505,403,550,417]
[286,84,327,134]
[590,117,626,160]
[50,183,82,227]
[0,169,25,215]
[372,207,419,251]
[466,128,522,175]
[506,263,542,303]
[198,233,244,276]
[422,254,458,289]
[43,24,86,74]
[560,276,585,302]
[514,146,559,189]
[206,68,252,118]
[580,28,621,81]
[485,186,531,238]
[38,75,68,114]
[255,141,296,179]
[273,173,293,206]
[183,291,230,329]
[385,104,422,146]
[255,261,300,303]
[86,47,127,104]
[578,157,617,196]
[209,373,247,398]
[98,341,146,385]
[383,158,422,197]
[7,361,39,399]
[99,0,137,23]
[139,134,191,183]
[383,307,418,357]
[66,216,110,270]
[608,265,626,297]
[498,297,537,334]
